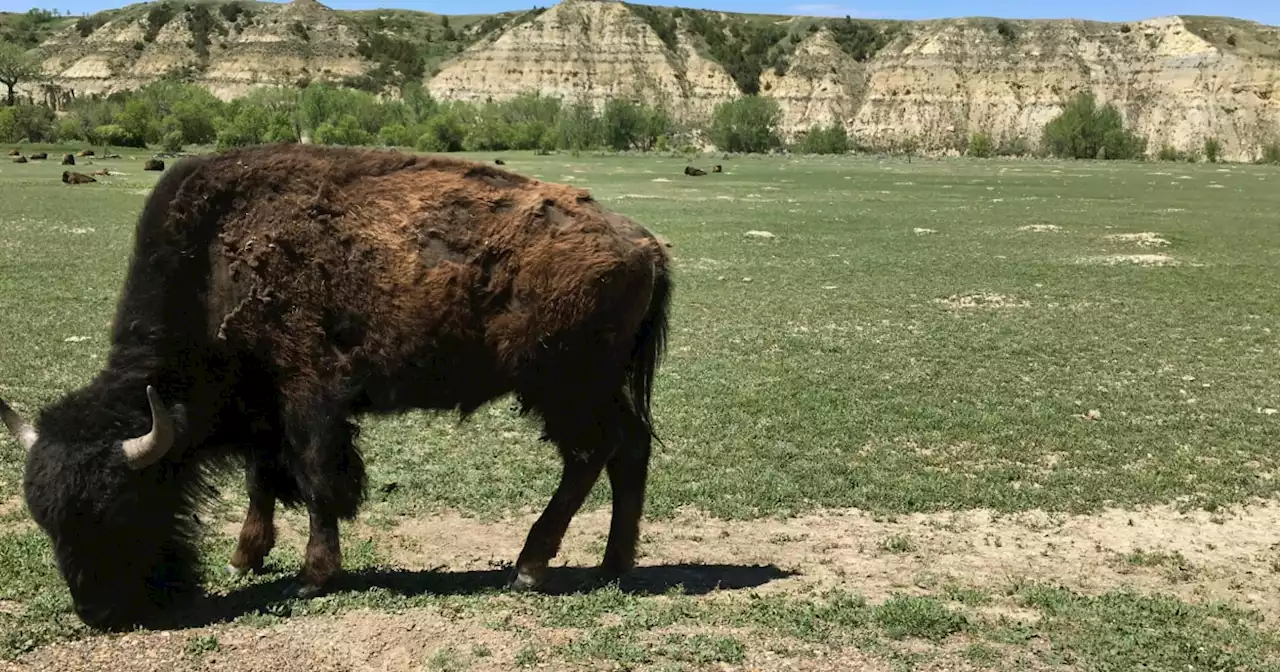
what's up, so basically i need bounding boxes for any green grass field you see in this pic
[1,147,1279,670]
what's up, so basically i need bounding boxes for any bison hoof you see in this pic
[506,565,547,592]
[225,563,250,579]
[285,582,325,600]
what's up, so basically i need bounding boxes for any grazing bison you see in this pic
[29,152,47,160]
[711,164,722,173]
[494,158,506,165]
[1,143,673,631]
[79,150,96,157]
[7,149,18,156]
[62,171,97,184]
[12,156,27,164]
[62,154,76,166]
[684,166,705,177]
[144,159,165,171]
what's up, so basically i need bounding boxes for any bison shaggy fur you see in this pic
[3,143,673,631]
[684,166,705,176]
[144,158,165,171]
[62,154,76,166]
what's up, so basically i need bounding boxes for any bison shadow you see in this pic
[150,562,796,631]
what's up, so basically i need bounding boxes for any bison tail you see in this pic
[626,259,672,444]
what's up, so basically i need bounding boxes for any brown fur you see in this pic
[29,152,47,160]
[711,164,722,173]
[13,156,26,164]
[7,149,18,156]
[144,159,165,171]
[684,166,705,176]
[78,149,95,157]
[62,153,75,166]
[62,171,97,184]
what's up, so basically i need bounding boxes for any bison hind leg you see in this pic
[508,387,647,591]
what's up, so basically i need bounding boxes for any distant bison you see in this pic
[8,149,19,156]
[684,166,705,177]
[78,150,96,157]
[494,158,506,165]
[12,156,27,164]
[62,171,97,184]
[29,152,47,160]
[62,154,76,166]
[711,164,722,173]
[144,159,165,171]
[1,143,673,631]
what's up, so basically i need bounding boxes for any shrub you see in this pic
[1042,91,1147,160]
[709,96,783,153]
[967,131,994,158]
[1156,144,1181,162]
[1260,142,1280,165]
[1203,137,1222,163]
[161,129,183,152]
[997,136,1031,156]
[794,123,849,154]
[995,21,1017,43]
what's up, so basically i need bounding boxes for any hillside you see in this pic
[5,0,1280,160]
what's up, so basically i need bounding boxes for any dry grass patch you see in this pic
[1103,232,1170,247]
[935,293,1030,310]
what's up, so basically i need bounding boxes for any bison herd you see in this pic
[1,143,673,631]
[6,148,166,183]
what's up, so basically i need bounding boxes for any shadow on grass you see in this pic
[145,562,796,631]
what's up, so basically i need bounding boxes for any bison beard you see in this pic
[2,142,673,629]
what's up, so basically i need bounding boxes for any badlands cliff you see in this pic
[7,0,1280,160]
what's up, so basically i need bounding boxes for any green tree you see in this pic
[709,95,783,153]
[1203,137,1222,163]
[0,42,43,106]
[794,123,850,154]
[1042,91,1146,160]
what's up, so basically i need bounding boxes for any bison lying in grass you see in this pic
[1,142,673,630]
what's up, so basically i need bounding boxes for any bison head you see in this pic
[1,386,191,630]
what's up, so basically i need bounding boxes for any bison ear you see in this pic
[120,386,176,470]
[0,397,38,452]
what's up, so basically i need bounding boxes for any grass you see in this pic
[1,147,1280,667]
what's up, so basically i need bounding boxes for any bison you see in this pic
[78,149,96,157]
[29,152,47,160]
[711,164,722,173]
[7,149,18,156]
[144,158,165,171]
[62,170,97,184]
[12,156,27,164]
[494,158,506,165]
[1,142,673,631]
[62,153,76,166]
[684,166,705,177]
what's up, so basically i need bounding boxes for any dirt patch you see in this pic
[1103,232,1170,247]
[934,293,1029,309]
[218,501,1280,619]
[1017,224,1062,233]
[913,227,937,235]
[1082,254,1179,267]
[13,502,1280,670]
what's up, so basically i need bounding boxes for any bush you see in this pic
[997,136,1031,156]
[709,96,783,153]
[1203,137,1222,163]
[0,104,55,143]
[1156,144,1181,162]
[1260,143,1280,165]
[967,131,994,158]
[162,129,184,152]
[794,123,849,154]
[1042,91,1147,160]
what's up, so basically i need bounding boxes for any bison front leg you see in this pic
[227,476,276,578]
[281,395,367,599]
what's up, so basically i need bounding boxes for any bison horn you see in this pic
[0,398,38,452]
[120,386,175,470]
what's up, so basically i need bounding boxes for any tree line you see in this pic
[0,77,1277,164]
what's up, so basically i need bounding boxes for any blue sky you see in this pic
[3,0,1276,26]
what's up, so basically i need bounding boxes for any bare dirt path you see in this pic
[4,501,1279,671]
